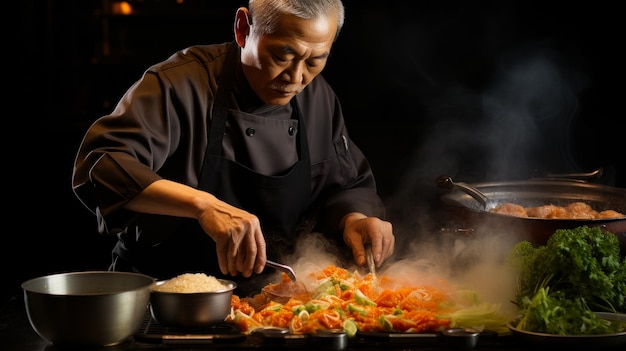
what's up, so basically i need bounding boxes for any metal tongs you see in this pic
[365,245,377,280]
[266,259,297,282]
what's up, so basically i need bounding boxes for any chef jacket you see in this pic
[72,42,386,286]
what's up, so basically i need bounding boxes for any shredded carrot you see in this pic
[230,265,461,334]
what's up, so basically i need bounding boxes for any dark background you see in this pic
[7,0,623,303]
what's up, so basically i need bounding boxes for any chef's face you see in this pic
[236,8,337,106]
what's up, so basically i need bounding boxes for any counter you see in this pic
[0,294,618,351]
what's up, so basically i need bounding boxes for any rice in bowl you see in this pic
[149,274,237,326]
[153,273,230,293]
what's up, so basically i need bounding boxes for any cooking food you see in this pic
[227,265,511,336]
[152,273,229,293]
[438,179,626,252]
[489,201,625,219]
[260,276,310,304]
[507,225,626,335]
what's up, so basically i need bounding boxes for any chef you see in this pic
[72,0,394,295]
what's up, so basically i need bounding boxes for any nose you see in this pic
[284,61,305,84]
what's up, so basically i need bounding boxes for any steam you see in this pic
[391,46,582,196]
[480,48,581,180]
[288,232,344,274]
[371,42,584,316]
[286,230,519,316]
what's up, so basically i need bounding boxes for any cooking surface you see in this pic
[2,294,597,351]
[134,311,510,349]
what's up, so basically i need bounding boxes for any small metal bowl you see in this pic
[439,328,480,350]
[149,279,236,328]
[312,329,348,350]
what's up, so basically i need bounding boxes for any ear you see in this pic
[234,7,251,47]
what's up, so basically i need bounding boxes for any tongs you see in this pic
[266,259,297,282]
[365,245,377,280]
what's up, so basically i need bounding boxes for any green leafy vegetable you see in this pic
[507,225,626,335]
[515,287,624,335]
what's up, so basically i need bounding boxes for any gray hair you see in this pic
[248,0,345,41]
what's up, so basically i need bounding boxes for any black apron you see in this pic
[113,43,312,296]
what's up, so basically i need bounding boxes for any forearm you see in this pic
[124,179,215,220]
[125,179,267,277]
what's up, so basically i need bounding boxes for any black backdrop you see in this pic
[7,0,623,304]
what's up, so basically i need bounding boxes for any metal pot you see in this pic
[22,271,155,347]
[436,178,626,252]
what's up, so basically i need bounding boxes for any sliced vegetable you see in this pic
[343,319,358,337]
[378,315,394,332]
[449,302,511,334]
[347,303,367,316]
[354,289,376,306]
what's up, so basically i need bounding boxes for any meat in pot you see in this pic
[490,201,625,219]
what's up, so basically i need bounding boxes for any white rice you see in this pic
[153,273,229,293]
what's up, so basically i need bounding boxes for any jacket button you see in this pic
[246,127,255,136]
[288,126,297,136]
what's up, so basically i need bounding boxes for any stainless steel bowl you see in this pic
[21,271,155,347]
[149,279,237,327]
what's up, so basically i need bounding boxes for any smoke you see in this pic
[480,47,583,181]
[391,45,584,192]
[286,229,519,315]
[350,44,584,311]
[289,232,344,271]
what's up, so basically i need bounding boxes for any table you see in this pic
[3,294,621,351]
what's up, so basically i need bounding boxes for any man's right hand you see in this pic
[197,198,267,277]
[123,179,267,277]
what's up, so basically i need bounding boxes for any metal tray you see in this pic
[507,312,626,349]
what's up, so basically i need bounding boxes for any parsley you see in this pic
[508,226,626,335]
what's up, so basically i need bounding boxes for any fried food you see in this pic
[490,203,528,217]
[490,201,625,219]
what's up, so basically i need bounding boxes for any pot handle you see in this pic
[534,168,603,182]
[436,175,493,210]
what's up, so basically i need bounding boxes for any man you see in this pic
[72,0,394,295]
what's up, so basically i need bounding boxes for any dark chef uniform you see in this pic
[72,42,385,296]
